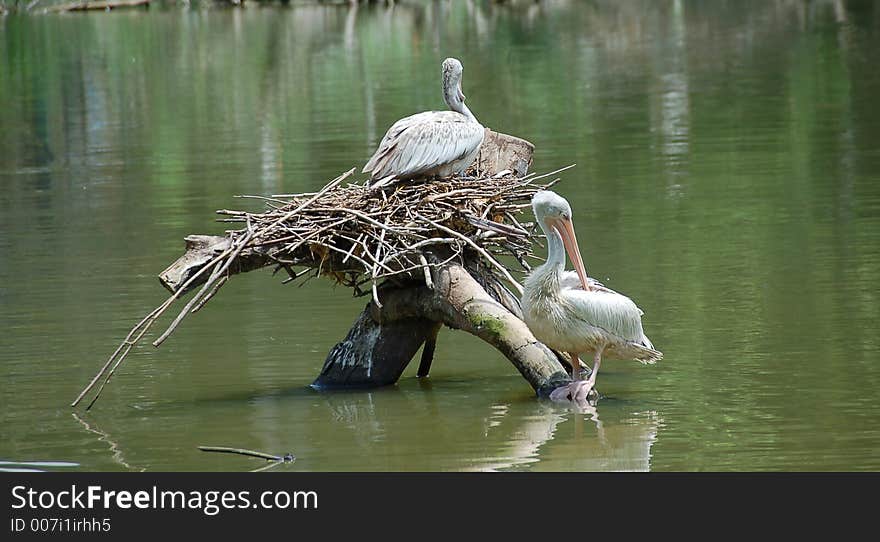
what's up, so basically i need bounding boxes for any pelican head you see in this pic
[532,191,590,290]
[442,58,467,112]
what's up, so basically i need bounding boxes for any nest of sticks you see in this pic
[72,165,571,409]
[221,167,567,299]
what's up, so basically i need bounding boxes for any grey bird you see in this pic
[363,58,485,188]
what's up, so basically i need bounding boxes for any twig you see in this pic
[370,217,389,308]
[198,446,286,461]
[416,213,524,296]
[419,254,433,290]
[190,275,228,313]
[259,169,355,236]
[72,238,238,408]
[521,163,576,183]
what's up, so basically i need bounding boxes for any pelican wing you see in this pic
[565,289,646,343]
[559,271,617,295]
[559,271,643,313]
[363,111,484,180]
[563,288,660,361]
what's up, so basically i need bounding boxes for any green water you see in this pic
[2,1,879,471]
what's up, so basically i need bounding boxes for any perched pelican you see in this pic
[362,58,485,186]
[522,191,662,404]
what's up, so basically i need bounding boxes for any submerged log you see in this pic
[154,131,570,399]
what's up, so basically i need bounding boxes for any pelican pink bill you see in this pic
[522,190,662,405]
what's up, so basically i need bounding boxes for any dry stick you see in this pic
[251,461,286,473]
[423,188,478,203]
[321,207,425,236]
[317,242,375,275]
[419,254,433,290]
[190,275,229,314]
[153,176,354,348]
[198,446,284,462]
[260,169,354,235]
[369,249,461,283]
[270,189,322,198]
[72,245,232,408]
[362,238,396,273]
[70,223,258,407]
[356,251,461,287]
[282,267,314,285]
[71,305,163,407]
[416,214,525,296]
[74,173,352,408]
[341,233,366,264]
[379,237,457,262]
[504,211,530,233]
[233,194,291,206]
[370,218,389,308]
[250,233,303,247]
[371,238,458,277]
[88,253,230,409]
[152,234,247,348]
[281,217,354,254]
[524,163,576,182]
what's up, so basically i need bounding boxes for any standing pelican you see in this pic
[522,191,662,404]
[362,58,485,186]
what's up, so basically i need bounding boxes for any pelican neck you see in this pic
[539,219,566,271]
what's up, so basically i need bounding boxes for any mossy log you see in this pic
[159,131,573,397]
[314,258,569,396]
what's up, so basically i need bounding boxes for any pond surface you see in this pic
[2,0,879,471]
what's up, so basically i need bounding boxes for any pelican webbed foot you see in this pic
[549,380,597,405]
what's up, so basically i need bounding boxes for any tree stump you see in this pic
[474,129,534,178]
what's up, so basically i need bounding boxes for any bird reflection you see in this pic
[317,386,661,472]
[473,400,661,472]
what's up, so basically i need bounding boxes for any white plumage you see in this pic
[522,191,661,404]
[524,274,658,361]
[363,58,485,185]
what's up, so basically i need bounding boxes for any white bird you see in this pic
[522,191,662,404]
[362,58,485,187]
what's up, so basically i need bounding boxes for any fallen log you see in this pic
[313,260,569,395]
[73,131,577,408]
[156,237,570,395]
[46,0,149,12]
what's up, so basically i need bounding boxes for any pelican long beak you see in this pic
[550,217,590,291]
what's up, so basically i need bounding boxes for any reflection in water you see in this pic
[0,461,79,473]
[73,413,144,472]
[312,388,661,472]
[475,402,661,472]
